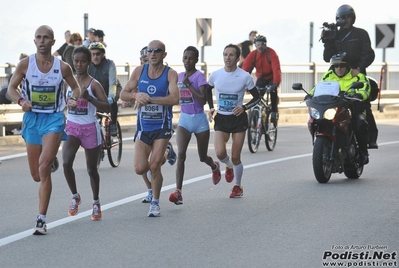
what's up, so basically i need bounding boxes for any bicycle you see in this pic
[247,85,278,153]
[96,111,123,168]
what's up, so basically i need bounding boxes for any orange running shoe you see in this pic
[91,203,102,221]
[68,196,81,216]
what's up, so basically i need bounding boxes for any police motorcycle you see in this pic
[292,81,365,183]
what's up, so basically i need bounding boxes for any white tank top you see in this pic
[22,54,66,113]
[66,79,98,125]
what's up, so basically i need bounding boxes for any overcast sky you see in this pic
[1,0,398,71]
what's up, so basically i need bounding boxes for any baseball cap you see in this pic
[94,29,105,37]
[87,28,96,33]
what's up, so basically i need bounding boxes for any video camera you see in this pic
[321,18,346,42]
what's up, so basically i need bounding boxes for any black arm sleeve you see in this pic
[206,85,215,109]
[244,87,260,110]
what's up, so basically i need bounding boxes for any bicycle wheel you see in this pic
[247,109,261,153]
[264,110,277,151]
[106,120,122,167]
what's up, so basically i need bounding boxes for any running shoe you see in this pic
[169,190,183,205]
[33,217,47,235]
[148,201,161,217]
[142,189,153,203]
[91,203,102,221]
[166,142,177,165]
[68,195,81,216]
[230,185,243,198]
[225,166,234,183]
[212,161,221,185]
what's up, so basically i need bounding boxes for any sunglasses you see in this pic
[92,52,103,56]
[255,41,266,47]
[334,64,347,68]
[147,48,164,53]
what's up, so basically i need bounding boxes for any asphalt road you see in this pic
[0,120,398,268]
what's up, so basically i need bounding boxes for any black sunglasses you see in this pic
[92,51,103,56]
[333,64,347,68]
[147,48,164,53]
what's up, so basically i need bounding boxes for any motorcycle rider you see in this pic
[241,34,282,124]
[321,4,378,150]
[309,53,371,165]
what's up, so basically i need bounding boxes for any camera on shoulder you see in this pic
[321,22,337,41]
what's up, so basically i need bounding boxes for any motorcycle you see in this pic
[292,81,365,183]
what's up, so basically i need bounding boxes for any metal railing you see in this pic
[1,62,398,94]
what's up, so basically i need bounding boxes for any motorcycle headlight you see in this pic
[324,108,337,120]
[310,107,321,120]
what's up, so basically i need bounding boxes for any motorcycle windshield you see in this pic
[313,81,340,97]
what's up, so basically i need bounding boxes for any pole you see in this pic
[309,22,314,70]
[83,13,89,38]
[382,48,387,90]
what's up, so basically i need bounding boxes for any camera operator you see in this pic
[321,4,378,149]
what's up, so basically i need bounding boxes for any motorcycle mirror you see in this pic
[292,83,303,90]
[351,82,364,89]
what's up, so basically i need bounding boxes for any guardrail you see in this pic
[1,62,399,94]
[0,104,23,136]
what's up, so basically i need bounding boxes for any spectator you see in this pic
[53,30,71,61]
[237,30,257,68]
[94,29,107,47]
[1,53,29,135]
[0,74,13,104]
[82,28,96,47]
[63,32,83,73]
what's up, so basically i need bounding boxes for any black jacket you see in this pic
[323,26,375,73]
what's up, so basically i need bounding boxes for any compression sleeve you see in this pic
[206,85,215,109]
[244,87,260,110]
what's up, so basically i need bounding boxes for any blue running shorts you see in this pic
[22,111,67,145]
[178,112,210,134]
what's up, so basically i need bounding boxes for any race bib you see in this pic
[141,104,163,120]
[68,98,88,115]
[31,85,56,111]
[218,93,238,112]
[179,82,194,105]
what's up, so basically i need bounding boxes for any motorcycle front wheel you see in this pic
[313,137,333,183]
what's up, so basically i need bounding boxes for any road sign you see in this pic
[376,24,395,48]
[196,18,212,46]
